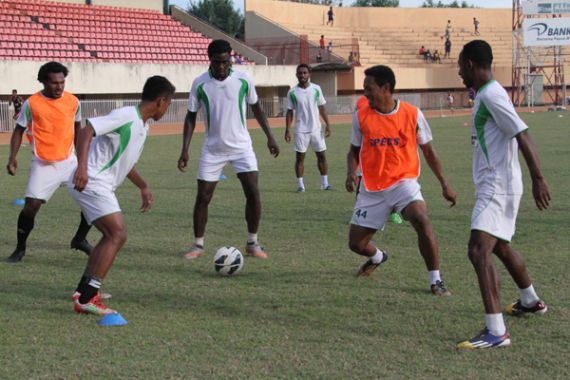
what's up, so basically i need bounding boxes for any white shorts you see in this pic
[25,155,77,202]
[197,148,258,182]
[294,129,326,153]
[67,183,121,224]
[351,179,424,230]
[471,193,521,242]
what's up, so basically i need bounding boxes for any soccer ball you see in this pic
[213,246,244,276]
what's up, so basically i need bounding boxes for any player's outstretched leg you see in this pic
[7,199,42,263]
[492,241,548,317]
[349,224,387,277]
[70,212,94,256]
[402,200,451,296]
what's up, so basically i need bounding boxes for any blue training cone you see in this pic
[98,312,128,327]
[12,198,25,206]
[219,173,227,180]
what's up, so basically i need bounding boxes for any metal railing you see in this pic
[0,92,462,133]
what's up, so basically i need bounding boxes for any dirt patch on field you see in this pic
[0,107,550,145]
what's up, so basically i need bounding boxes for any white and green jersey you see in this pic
[287,82,326,133]
[471,80,527,196]
[188,69,258,155]
[86,106,149,191]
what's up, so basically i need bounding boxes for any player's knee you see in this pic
[467,244,488,267]
[348,238,365,254]
[110,225,128,245]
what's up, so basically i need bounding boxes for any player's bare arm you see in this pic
[178,111,198,172]
[73,123,95,192]
[251,102,280,157]
[285,109,294,143]
[127,167,153,213]
[73,121,81,149]
[345,144,360,193]
[318,105,331,137]
[6,125,25,176]
[420,143,457,206]
[516,131,551,210]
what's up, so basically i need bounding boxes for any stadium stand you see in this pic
[0,0,254,64]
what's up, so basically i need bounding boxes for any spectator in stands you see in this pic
[320,35,326,50]
[424,49,432,62]
[468,87,476,107]
[5,62,93,263]
[442,19,452,40]
[316,51,323,62]
[348,51,355,63]
[473,17,480,36]
[444,38,451,59]
[178,39,280,261]
[327,41,333,53]
[419,46,426,56]
[236,54,243,64]
[432,49,441,64]
[327,6,334,26]
[9,89,23,120]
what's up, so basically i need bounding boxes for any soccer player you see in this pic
[285,64,332,192]
[178,39,280,260]
[346,65,457,296]
[69,76,175,315]
[5,61,93,263]
[456,40,550,349]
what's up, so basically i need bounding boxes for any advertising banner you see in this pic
[522,1,570,15]
[523,17,570,46]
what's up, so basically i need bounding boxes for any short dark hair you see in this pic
[296,63,310,72]
[37,61,68,83]
[207,39,232,57]
[461,40,493,68]
[141,76,176,101]
[364,65,396,93]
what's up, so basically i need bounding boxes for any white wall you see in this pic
[0,61,296,96]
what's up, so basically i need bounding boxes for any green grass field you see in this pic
[1,111,569,379]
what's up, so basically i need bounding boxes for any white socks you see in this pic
[247,233,258,245]
[370,249,384,264]
[428,270,441,285]
[519,284,540,307]
[194,237,204,247]
[297,177,304,188]
[321,175,329,188]
[485,313,506,336]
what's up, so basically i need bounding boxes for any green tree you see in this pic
[187,0,244,40]
[353,0,400,7]
[422,0,473,7]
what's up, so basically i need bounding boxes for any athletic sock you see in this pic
[77,275,102,304]
[485,313,506,336]
[428,270,441,285]
[16,212,34,251]
[519,284,540,307]
[247,233,258,245]
[194,237,204,247]
[321,175,329,188]
[297,177,304,188]
[73,213,91,242]
[370,249,384,264]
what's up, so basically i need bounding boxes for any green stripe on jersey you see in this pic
[313,88,320,105]
[238,79,248,127]
[98,121,133,173]
[197,84,210,131]
[290,92,298,108]
[474,100,491,163]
